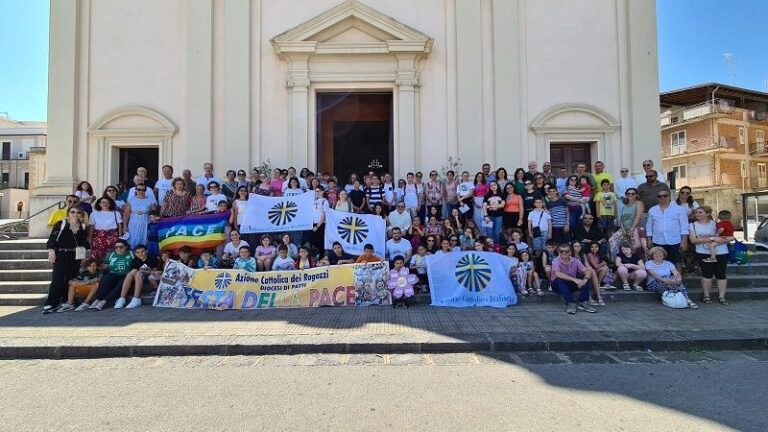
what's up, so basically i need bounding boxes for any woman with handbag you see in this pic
[43,206,89,314]
[688,206,734,305]
[644,246,698,309]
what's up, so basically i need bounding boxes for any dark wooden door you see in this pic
[317,93,392,182]
[119,148,158,186]
[549,143,592,175]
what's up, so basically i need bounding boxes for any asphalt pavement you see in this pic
[0,351,765,431]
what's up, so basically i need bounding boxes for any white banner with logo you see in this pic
[426,252,518,307]
[240,192,314,234]
[323,208,386,257]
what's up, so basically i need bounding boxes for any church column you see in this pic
[185,0,213,172]
[223,0,251,170]
[395,54,421,177]
[286,54,311,169]
[41,0,79,192]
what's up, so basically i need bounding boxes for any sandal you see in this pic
[702,297,713,304]
[688,302,699,309]
[718,298,730,306]
[536,289,544,297]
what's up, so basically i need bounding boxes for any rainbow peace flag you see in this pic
[159,212,230,255]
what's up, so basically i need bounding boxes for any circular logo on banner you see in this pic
[214,272,232,290]
[455,254,492,292]
[337,216,369,245]
[268,201,298,226]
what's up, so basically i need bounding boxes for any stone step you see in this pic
[0,269,52,282]
[0,259,52,271]
[0,239,48,250]
[723,263,768,275]
[0,281,50,295]
[0,250,50,260]
[0,294,47,306]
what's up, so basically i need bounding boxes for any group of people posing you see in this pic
[43,158,736,314]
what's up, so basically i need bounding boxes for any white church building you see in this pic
[32,0,660,234]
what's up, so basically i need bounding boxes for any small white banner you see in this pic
[240,191,314,234]
[323,208,386,257]
[426,252,518,308]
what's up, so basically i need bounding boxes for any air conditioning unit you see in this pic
[17,151,26,159]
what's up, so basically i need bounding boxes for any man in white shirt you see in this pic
[635,159,666,185]
[388,202,412,235]
[614,167,638,221]
[646,190,688,266]
[153,165,175,206]
[385,228,412,264]
[196,162,223,196]
[311,187,329,249]
[281,167,308,192]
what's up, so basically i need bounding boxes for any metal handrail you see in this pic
[0,200,66,240]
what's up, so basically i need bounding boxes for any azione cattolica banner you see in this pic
[426,251,517,308]
[323,208,386,257]
[153,260,391,310]
[158,212,230,255]
[239,192,314,234]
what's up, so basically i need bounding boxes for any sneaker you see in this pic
[598,298,606,306]
[56,303,75,313]
[91,300,107,311]
[578,302,597,313]
[633,284,643,292]
[74,302,90,312]
[114,298,126,309]
[536,289,544,297]
[622,284,631,291]
[588,298,599,306]
[42,305,55,315]
[126,297,142,309]
[566,302,577,314]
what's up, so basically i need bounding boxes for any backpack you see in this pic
[729,240,749,265]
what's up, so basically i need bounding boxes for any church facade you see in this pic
[33,0,660,233]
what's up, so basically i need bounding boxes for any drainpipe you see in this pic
[711,85,720,105]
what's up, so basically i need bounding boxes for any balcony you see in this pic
[750,141,768,156]
[663,135,739,157]
[660,99,767,127]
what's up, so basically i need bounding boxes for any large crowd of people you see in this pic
[43,159,736,314]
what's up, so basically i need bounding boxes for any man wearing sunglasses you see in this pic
[637,170,670,213]
[646,190,689,266]
[635,159,666,185]
[550,244,597,314]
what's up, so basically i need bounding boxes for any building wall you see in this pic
[33,0,660,236]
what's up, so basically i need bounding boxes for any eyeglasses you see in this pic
[450,239,458,242]
[524,182,532,186]
[620,170,629,173]
[558,250,571,254]
[645,175,655,178]
[643,164,652,167]
[136,188,146,192]
[427,239,435,242]
[68,210,81,215]
[657,194,670,198]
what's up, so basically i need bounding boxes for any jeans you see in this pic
[442,202,455,219]
[551,278,591,304]
[567,206,582,233]
[531,230,548,253]
[95,273,128,305]
[484,216,503,244]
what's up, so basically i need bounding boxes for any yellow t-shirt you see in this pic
[595,192,617,217]
[47,208,90,227]
[593,172,614,197]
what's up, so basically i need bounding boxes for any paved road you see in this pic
[1,351,766,431]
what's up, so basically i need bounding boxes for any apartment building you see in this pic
[660,83,768,226]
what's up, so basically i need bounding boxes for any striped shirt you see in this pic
[546,198,568,228]
[366,185,385,206]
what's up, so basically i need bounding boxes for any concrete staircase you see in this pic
[1,238,768,307]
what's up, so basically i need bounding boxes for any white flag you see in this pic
[240,192,314,234]
[323,209,386,257]
[426,252,517,307]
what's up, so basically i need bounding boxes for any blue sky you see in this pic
[657,0,768,92]
[0,0,766,121]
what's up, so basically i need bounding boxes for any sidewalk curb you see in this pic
[2,330,766,360]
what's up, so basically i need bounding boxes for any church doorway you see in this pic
[316,92,392,183]
[118,147,158,186]
[549,142,593,175]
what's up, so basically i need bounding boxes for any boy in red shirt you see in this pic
[704,210,735,262]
